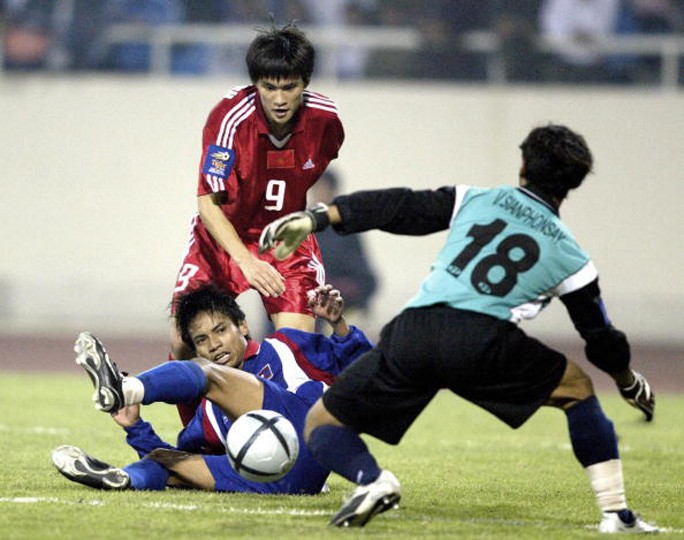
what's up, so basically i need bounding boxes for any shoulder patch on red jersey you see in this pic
[202,144,235,179]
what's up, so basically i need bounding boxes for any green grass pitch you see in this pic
[1,373,682,539]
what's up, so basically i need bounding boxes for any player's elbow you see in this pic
[583,325,630,374]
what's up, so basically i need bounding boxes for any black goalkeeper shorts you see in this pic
[322,305,567,445]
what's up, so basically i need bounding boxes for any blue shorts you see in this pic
[204,377,329,494]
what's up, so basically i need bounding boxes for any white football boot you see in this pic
[599,509,659,534]
[52,445,130,490]
[329,470,401,527]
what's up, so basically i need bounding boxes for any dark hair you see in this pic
[519,124,593,200]
[246,24,315,85]
[174,285,246,351]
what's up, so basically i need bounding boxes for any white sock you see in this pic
[586,459,627,512]
[122,376,145,406]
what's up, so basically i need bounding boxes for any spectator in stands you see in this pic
[67,2,113,71]
[294,0,378,80]
[170,0,223,75]
[103,0,183,73]
[415,0,490,81]
[363,1,419,79]
[491,0,545,82]
[365,0,491,81]
[206,1,313,77]
[3,0,53,71]
[626,0,684,82]
[332,0,377,80]
[539,0,632,84]
[3,1,123,73]
[629,0,684,32]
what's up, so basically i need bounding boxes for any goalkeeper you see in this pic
[259,124,657,532]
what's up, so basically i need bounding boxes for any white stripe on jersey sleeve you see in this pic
[304,102,338,114]
[221,97,256,148]
[225,102,256,148]
[205,174,225,192]
[552,260,598,296]
[216,93,254,146]
[509,296,550,323]
[304,92,339,114]
[223,85,249,100]
[264,338,312,392]
[304,91,337,108]
[203,400,226,446]
[203,93,255,193]
[451,185,471,222]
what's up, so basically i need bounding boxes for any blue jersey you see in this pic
[405,185,598,322]
[124,325,372,494]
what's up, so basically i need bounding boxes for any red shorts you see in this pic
[171,215,325,316]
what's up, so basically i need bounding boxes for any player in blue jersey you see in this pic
[51,283,372,494]
[259,124,658,532]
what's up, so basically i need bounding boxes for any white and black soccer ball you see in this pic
[226,409,299,483]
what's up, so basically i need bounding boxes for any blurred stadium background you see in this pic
[1,1,682,378]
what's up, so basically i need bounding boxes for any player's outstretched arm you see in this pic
[259,203,333,260]
[259,187,455,260]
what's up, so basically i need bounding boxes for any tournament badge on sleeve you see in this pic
[203,145,235,179]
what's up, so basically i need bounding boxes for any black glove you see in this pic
[618,371,655,422]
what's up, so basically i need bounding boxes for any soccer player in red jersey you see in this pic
[171,24,344,367]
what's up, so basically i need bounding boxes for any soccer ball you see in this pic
[226,409,300,483]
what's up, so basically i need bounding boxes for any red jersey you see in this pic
[172,86,343,316]
[198,85,344,241]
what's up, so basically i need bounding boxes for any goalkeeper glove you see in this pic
[618,370,655,422]
[259,203,330,260]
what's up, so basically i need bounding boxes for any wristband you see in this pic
[306,203,330,232]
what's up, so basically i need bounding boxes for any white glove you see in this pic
[259,203,329,260]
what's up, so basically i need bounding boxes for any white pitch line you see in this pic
[0,497,328,516]
[3,498,679,532]
[0,497,103,506]
[0,424,68,435]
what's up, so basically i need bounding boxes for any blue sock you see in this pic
[566,395,619,467]
[124,459,169,490]
[137,361,206,405]
[308,425,381,485]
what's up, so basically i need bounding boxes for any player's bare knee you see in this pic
[190,357,227,391]
[548,360,595,408]
[304,400,342,443]
[304,402,322,443]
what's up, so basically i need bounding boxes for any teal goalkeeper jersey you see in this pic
[405,185,598,323]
